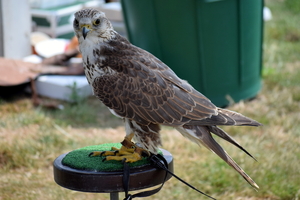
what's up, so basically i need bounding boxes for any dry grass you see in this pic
[1,0,300,199]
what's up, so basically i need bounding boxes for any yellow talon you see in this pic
[89,133,150,163]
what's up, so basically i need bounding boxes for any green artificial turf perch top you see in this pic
[62,143,162,171]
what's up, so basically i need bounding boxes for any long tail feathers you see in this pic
[208,126,257,161]
[177,126,259,189]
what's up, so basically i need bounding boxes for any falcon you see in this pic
[73,8,261,189]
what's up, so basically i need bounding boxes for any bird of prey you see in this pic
[73,8,261,189]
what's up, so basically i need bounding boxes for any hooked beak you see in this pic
[82,26,90,39]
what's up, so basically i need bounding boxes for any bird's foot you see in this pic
[89,134,150,163]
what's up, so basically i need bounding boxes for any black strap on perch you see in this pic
[122,154,216,200]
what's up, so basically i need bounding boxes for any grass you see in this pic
[1,0,300,199]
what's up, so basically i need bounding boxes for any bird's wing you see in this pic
[92,35,217,126]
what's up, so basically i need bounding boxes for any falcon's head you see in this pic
[73,8,114,42]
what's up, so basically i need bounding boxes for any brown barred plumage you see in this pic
[74,8,261,189]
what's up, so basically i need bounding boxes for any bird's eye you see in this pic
[74,19,79,27]
[93,19,101,26]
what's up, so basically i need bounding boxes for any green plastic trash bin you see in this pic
[121,0,263,107]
